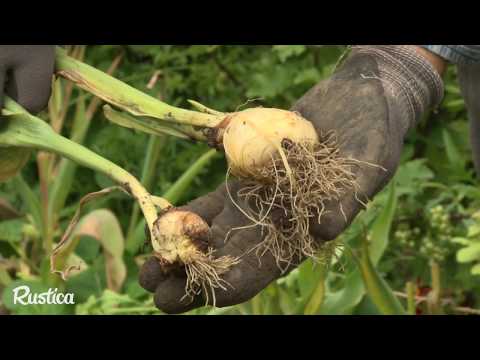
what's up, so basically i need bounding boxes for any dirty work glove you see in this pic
[139,45,445,314]
[0,46,55,113]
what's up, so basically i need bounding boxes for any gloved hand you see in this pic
[0,45,55,113]
[139,45,445,314]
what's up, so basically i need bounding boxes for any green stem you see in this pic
[1,98,163,250]
[48,94,90,224]
[55,47,224,129]
[126,135,165,253]
[49,51,124,233]
[162,148,218,204]
[427,261,444,315]
[406,281,416,315]
[251,294,263,315]
[37,152,53,253]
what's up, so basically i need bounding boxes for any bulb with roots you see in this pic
[151,208,240,305]
[220,108,320,181]
[211,107,366,271]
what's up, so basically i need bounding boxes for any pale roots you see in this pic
[228,131,371,273]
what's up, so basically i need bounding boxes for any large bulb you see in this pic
[222,108,319,179]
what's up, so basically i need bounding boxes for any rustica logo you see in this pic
[12,285,75,305]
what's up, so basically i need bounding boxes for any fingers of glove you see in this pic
[6,46,55,113]
[153,275,204,314]
[204,181,287,307]
[142,182,302,312]
[210,228,284,307]
[138,257,167,293]
[150,251,281,313]
[145,200,264,312]
[138,257,202,314]
[308,151,396,242]
[145,204,281,312]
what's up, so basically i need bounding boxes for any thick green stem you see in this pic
[406,281,416,315]
[48,94,90,220]
[303,264,327,315]
[49,51,124,231]
[126,135,165,253]
[55,47,224,129]
[1,98,166,248]
[427,261,444,315]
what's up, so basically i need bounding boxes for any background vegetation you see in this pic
[1,45,479,315]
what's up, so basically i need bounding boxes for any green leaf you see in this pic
[10,175,43,235]
[457,243,480,263]
[442,128,467,175]
[451,237,472,246]
[369,182,398,262]
[0,266,12,287]
[0,219,24,243]
[293,68,321,85]
[467,224,480,238]
[66,257,107,303]
[393,159,434,196]
[103,105,191,140]
[303,267,327,315]
[444,98,465,112]
[52,209,127,292]
[357,240,406,315]
[471,263,480,275]
[320,183,397,314]
[273,45,307,62]
[0,198,21,221]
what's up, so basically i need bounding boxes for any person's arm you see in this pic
[422,45,480,65]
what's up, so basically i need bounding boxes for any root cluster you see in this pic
[231,131,366,273]
[182,249,240,306]
[152,208,240,307]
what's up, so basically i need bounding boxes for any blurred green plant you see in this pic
[452,211,480,276]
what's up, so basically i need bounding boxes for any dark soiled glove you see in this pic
[139,45,445,314]
[0,45,55,113]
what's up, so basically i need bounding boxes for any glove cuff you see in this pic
[351,45,445,129]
